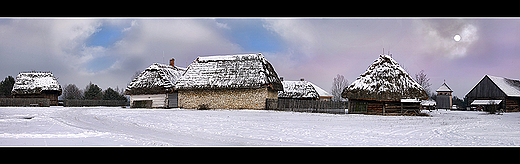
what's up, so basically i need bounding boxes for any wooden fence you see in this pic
[266,99,348,114]
[63,99,128,107]
[0,98,50,107]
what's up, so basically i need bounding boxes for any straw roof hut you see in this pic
[124,59,187,108]
[11,71,62,106]
[342,55,428,115]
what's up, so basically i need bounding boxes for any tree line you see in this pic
[0,76,127,102]
[61,82,127,101]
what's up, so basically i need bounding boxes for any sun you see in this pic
[453,34,461,42]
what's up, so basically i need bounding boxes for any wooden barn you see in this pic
[435,82,453,109]
[278,79,333,101]
[124,58,186,108]
[342,54,429,115]
[11,71,62,106]
[175,53,283,110]
[465,75,520,112]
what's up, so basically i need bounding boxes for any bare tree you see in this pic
[60,84,83,100]
[414,70,432,96]
[331,74,349,101]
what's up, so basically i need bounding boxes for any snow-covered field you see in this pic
[1,106,520,146]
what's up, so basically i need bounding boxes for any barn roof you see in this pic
[436,82,453,92]
[12,71,62,95]
[124,63,186,95]
[486,75,520,97]
[342,54,428,101]
[175,53,283,91]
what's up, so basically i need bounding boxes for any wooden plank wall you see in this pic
[266,99,348,114]
[64,99,127,107]
[0,98,50,107]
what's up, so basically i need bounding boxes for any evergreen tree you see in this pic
[103,87,127,101]
[0,76,15,98]
[83,82,103,100]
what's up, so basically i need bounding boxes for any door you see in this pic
[167,93,178,108]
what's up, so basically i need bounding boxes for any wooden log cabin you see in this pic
[465,75,520,112]
[342,54,429,115]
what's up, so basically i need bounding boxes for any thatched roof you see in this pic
[342,55,428,101]
[278,80,333,99]
[278,81,320,99]
[124,63,186,95]
[175,53,283,91]
[12,71,62,95]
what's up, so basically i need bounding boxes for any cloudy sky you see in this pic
[1,17,519,98]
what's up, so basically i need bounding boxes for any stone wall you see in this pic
[178,87,278,110]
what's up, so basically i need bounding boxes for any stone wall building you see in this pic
[175,53,283,110]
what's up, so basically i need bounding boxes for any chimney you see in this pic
[169,58,175,67]
[300,78,304,81]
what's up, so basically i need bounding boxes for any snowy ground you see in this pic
[1,106,520,146]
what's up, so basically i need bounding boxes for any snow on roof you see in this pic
[401,98,421,103]
[125,63,186,95]
[278,81,319,99]
[421,99,436,106]
[175,53,283,91]
[486,75,520,97]
[436,82,453,92]
[12,71,61,94]
[342,54,428,101]
[309,82,333,97]
[471,99,503,105]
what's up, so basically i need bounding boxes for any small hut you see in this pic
[175,53,283,110]
[11,71,62,106]
[124,58,186,108]
[465,75,520,112]
[342,54,429,115]
[278,79,333,101]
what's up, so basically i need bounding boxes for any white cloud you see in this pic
[413,19,479,59]
[0,18,242,90]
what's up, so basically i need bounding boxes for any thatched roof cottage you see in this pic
[11,71,62,106]
[124,58,186,108]
[278,79,333,101]
[175,53,283,110]
[342,54,428,115]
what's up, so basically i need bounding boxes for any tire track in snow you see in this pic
[50,108,300,146]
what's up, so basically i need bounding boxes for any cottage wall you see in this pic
[130,94,167,108]
[179,87,277,110]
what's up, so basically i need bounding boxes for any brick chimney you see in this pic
[169,58,175,67]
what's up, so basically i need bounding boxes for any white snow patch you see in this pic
[2,107,520,146]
